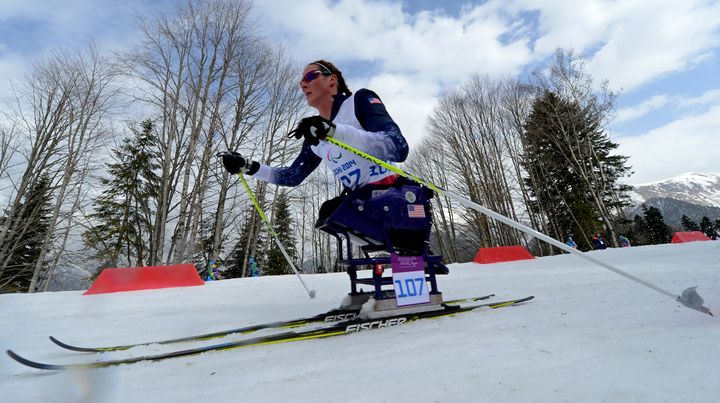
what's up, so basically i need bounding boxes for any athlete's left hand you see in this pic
[288,116,335,146]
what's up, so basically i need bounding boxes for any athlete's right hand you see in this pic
[218,151,260,175]
[288,116,335,146]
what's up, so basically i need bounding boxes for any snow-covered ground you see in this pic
[2,241,719,403]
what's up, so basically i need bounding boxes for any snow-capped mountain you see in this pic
[627,172,720,228]
[629,172,720,208]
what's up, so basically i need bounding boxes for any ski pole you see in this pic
[326,137,712,316]
[238,173,316,299]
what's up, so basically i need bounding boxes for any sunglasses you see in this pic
[300,70,330,84]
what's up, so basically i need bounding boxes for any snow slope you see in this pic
[1,241,719,403]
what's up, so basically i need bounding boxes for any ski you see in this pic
[7,296,532,371]
[48,307,360,353]
[48,294,496,353]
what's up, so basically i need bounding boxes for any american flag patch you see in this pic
[407,204,425,218]
[368,97,383,104]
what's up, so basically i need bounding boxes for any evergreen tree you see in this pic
[190,217,221,278]
[699,216,715,239]
[83,120,160,268]
[225,233,250,279]
[224,210,262,278]
[229,226,255,278]
[681,215,700,231]
[264,191,297,276]
[629,214,648,246]
[641,205,672,245]
[0,174,53,292]
[522,90,632,251]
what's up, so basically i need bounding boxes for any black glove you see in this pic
[218,151,260,175]
[288,116,336,146]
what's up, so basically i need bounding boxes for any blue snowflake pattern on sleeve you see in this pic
[257,141,321,186]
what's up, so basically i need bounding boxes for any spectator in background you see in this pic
[248,257,259,277]
[566,236,577,249]
[618,234,631,247]
[591,233,607,250]
[206,260,220,281]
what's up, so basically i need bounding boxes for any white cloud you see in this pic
[0,55,28,102]
[0,0,155,54]
[679,89,720,108]
[253,0,720,186]
[504,0,720,91]
[614,88,720,125]
[256,0,720,129]
[585,0,720,91]
[253,0,536,147]
[615,94,671,124]
[254,0,532,85]
[617,104,720,184]
[5,0,718,98]
[3,0,720,186]
[516,0,613,55]
[362,73,441,146]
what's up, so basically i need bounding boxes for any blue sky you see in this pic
[2,0,719,185]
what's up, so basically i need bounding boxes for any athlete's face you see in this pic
[300,64,336,110]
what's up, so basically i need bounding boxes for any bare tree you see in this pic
[292,165,340,273]
[120,0,259,265]
[207,38,270,272]
[119,0,309,275]
[0,44,115,292]
[43,155,96,291]
[405,136,464,262]
[424,76,529,250]
[0,123,18,183]
[168,0,258,264]
[226,47,308,277]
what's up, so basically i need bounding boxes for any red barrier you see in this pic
[473,245,535,264]
[84,264,204,295]
[671,231,711,243]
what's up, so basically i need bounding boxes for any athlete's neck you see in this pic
[316,97,333,119]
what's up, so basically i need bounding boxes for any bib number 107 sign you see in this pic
[391,255,430,307]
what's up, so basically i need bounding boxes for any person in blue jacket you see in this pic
[618,234,631,247]
[248,257,259,277]
[206,260,219,281]
[591,232,607,250]
[220,59,411,222]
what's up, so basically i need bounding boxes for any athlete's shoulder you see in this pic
[354,88,384,106]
